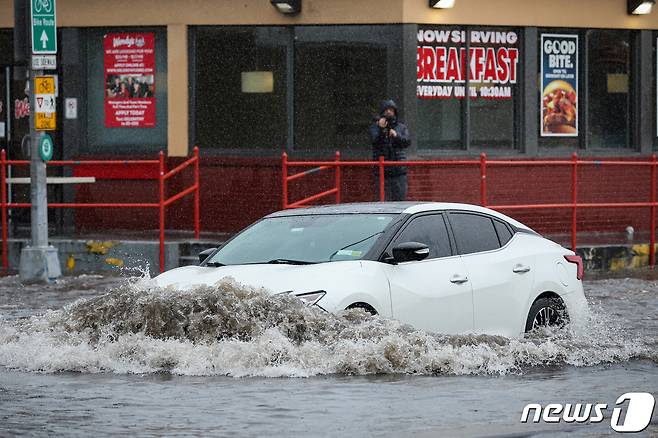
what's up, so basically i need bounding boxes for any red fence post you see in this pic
[193,146,200,240]
[571,152,578,251]
[335,151,341,204]
[379,155,385,202]
[480,152,487,207]
[159,151,166,273]
[651,154,656,267]
[282,152,288,209]
[1,150,6,272]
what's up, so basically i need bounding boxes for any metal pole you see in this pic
[193,146,200,240]
[18,6,61,281]
[335,150,341,204]
[571,152,578,251]
[159,151,165,273]
[480,152,487,206]
[1,150,7,272]
[463,28,471,151]
[282,151,288,209]
[29,118,48,247]
[379,155,385,202]
[650,154,656,266]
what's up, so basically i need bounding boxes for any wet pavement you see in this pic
[0,270,656,437]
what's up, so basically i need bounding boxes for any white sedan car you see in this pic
[155,202,587,337]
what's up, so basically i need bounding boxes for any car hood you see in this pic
[154,263,351,294]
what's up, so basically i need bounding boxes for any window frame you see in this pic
[381,211,457,261]
[445,210,516,256]
[415,24,524,155]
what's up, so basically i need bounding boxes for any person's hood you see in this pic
[379,99,398,116]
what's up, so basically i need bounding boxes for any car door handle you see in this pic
[513,264,531,274]
[450,274,469,284]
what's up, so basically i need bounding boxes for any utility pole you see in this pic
[16,0,61,282]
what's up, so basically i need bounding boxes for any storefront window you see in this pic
[587,30,632,149]
[194,27,288,152]
[85,27,168,153]
[294,26,401,154]
[0,31,12,65]
[416,26,521,151]
[0,31,11,152]
[416,26,465,150]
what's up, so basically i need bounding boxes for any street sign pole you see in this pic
[28,68,48,250]
[18,0,61,282]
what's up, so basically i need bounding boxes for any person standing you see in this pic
[368,99,411,201]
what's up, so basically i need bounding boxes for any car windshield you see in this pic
[207,213,396,265]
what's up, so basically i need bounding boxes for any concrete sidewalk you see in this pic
[3,230,227,276]
[2,230,656,275]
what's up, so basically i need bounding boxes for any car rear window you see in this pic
[449,212,500,255]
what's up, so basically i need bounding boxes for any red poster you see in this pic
[104,33,156,128]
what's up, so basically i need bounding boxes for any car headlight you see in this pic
[294,290,326,306]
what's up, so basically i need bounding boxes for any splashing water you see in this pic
[0,276,654,377]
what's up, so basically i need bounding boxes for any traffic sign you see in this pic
[34,76,56,130]
[31,0,57,55]
[32,55,56,70]
[35,76,55,94]
[35,76,56,116]
[38,133,54,162]
[35,113,56,130]
[35,94,56,113]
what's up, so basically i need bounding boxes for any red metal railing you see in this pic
[1,147,201,273]
[282,151,658,266]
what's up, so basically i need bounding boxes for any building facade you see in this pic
[1,0,657,236]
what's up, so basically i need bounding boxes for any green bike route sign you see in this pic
[39,133,54,162]
[31,0,57,54]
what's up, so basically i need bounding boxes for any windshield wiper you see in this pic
[205,261,225,267]
[328,231,385,261]
[265,258,316,265]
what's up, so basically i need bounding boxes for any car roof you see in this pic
[266,202,421,216]
[266,202,534,232]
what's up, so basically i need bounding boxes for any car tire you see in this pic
[524,296,567,333]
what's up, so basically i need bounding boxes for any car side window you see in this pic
[449,212,500,255]
[494,219,513,246]
[391,214,452,259]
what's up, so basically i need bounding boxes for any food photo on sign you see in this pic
[541,34,578,136]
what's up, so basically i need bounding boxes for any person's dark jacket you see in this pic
[369,100,411,176]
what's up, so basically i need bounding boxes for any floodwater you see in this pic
[0,271,656,437]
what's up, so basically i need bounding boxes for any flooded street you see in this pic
[0,272,656,437]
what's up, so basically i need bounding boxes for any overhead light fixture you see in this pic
[271,0,301,15]
[429,0,456,8]
[628,0,655,14]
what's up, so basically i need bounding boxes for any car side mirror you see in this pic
[392,242,430,263]
[198,248,217,264]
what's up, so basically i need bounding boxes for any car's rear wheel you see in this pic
[524,296,567,333]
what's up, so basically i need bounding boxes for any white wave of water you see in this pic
[0,276,654,377]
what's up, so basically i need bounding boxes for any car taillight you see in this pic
[564,255,583,280]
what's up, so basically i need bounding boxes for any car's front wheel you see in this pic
[524,296,567,333]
